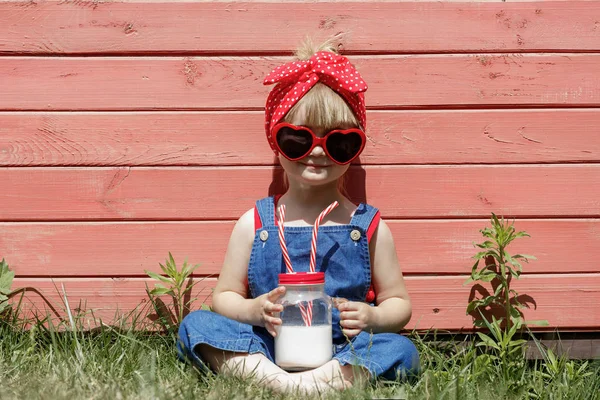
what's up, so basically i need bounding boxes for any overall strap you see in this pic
[350,203,381,244]
[254,196,277,231]
[350,203,381,303]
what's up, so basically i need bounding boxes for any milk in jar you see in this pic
[275,272,332,371]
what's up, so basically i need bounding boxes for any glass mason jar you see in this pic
[274,272,333,371]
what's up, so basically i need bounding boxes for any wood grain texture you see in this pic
[11,275,600,331]
[10,277,217,328]
[1,165,599,221]
[406,274,600,331]
[2,219,600,276]
[1,54,599,110]
[1,1,599,54]
[2,109,599,166]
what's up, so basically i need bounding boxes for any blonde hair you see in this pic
[282,37,360,130]
[279,37,359,196]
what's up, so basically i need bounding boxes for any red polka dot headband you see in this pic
[263,51,368,154]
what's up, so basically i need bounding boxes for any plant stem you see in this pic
[498,244,511,332]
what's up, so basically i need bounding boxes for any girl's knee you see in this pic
[391,335,420,378]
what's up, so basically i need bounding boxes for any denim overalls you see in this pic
[178,196,420,379]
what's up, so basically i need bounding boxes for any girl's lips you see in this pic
[301,162,331,168]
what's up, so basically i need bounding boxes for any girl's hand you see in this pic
[336,300,376,338]
[256,286,286,337]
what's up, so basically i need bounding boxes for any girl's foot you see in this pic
[289,360,352,393]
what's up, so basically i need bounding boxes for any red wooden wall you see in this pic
[1,0,599,332]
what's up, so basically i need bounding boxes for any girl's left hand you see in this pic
[336,300,375,338]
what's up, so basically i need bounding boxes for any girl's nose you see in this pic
[310,145,326,157]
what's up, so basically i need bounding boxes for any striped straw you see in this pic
[278,204,311,326]
[277,204,294,274]
[309,201,339,273]
[301,201,339,326]
[299,302,311,327]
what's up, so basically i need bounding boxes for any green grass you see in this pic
[1,313,599,400]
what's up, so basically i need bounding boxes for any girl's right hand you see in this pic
[256,286,286,337]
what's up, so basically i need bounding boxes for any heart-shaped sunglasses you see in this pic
[272,123,367,165]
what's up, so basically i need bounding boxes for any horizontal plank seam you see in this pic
[3,163,600,170]
[1,217,599,225]
[3,105,600,112]
[13,272,600,279]
[3,161,600,168]
[2,215,600,223]
[2,51,600,58]
[3,108,600,115]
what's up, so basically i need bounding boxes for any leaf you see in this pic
[145,270,173,285]
[479,271,497,282]
[524,320,549,327]
[503,249,514,263]
[466,301,479,313]
[494,284,503,297]
[150,287,173,296]
[476,241,495,249]
[509,339,527,347]
[472,251,489,260]
[480,296,496,307]
[514,231,531,238]
[475,332,500,350]
[0,259,15,296]
[514,253,536,261]
[480,227,494,239]
[167,252,177,274]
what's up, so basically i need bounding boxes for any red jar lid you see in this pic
[278,272,325,285]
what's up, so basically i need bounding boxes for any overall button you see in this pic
[350,229,361,241]
[260,230,269,241]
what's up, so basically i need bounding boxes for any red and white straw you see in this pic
[304,201,339,326]
[309,201,339,273]
[299,302,311,327]
[277,204,294,274]
[278,204,311,326]
[277,201,339,327]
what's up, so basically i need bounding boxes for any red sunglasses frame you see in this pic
[271,122,367,165]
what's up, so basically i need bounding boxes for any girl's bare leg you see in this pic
[197,344,307,393]
[291,359,370,392]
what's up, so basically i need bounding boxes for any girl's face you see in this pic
[279,112,351,188]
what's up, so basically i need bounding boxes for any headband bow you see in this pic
[263,51,368,154]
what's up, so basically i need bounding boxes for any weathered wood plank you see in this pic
[10,275,600,331]
[1,165,599,220]
[406,274,600,331]
[9,277,218,329]
[2,219,599,276]
[2,109,599,166]
[525,339,600,360]
[1,1,599,54]
[1,54,599,110]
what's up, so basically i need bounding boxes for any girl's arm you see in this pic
[212,209,284,336]
[338,219,412,336]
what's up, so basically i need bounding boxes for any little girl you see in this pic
[178,38,419,393]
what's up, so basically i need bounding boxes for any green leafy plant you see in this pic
[465,214,548,390]
[145,252,202,331]
[466,213,547,330]
[0,258,15,317]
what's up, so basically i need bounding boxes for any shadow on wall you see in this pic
[467,256,538,329]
